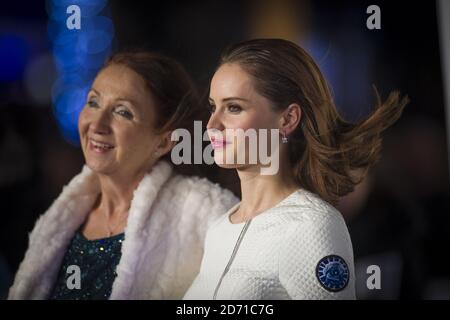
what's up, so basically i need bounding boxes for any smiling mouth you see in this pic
[89,138,115,152]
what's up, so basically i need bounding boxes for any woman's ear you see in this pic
[279,103,302,135]
[155,131,177,158]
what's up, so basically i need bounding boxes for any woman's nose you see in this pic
[206,111,224,131]
[91,109,112,135]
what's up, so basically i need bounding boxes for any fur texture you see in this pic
[8,160,238,299]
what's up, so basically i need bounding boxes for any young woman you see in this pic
[184,39,408,300]
[8,50,238,300]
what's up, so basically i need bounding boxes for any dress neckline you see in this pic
[227,189,302,225]
[77,230,125,243]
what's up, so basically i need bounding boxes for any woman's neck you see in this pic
[95,169,145,217]
[232,164,299,223]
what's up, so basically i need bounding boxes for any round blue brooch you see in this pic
[316,255,349,292]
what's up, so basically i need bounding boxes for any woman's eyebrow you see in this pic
[88,89,138,111]
[89,88,101,96]
[209,97,249,103]
[116,97,137,105]
[222,97,249,102]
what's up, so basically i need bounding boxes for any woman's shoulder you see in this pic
[263,189,351,250]
[275,190,355,299]
[274,189,346,226]
[275,190,355,297]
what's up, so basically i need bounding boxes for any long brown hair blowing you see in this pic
[220,38,409,206]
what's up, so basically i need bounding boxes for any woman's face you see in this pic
[207,63,282,170]
[78,64,161,178]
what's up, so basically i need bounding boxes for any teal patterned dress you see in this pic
[49,230,125,300]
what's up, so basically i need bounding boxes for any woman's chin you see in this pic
[213,155,246,169]
[85,159,115,175]
[214,162,238,169]
[213,152,233,168]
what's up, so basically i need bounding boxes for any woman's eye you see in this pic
[227,104,242,113]
[208,103,216,113]
[115,108,133,120]
[87,99,99,108]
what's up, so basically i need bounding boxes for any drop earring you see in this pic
[281,131,288,143]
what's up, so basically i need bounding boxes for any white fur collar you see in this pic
[9,160,174,299]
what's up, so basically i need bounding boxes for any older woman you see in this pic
[8,51,238,300]
[184,39,408,300]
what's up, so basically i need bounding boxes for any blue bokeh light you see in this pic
[53,85,90,143]
[46,0,108,21]
[47,0,114,145]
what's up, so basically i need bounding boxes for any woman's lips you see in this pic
[210,136,230,150]
[89,138,115,154]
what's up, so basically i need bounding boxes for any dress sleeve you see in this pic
[278,210,356,299]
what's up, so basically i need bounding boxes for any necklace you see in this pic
[213,219,252,300]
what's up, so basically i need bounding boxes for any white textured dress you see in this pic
[184,189,356,300]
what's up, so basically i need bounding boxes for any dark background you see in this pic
[0,0,449,299]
